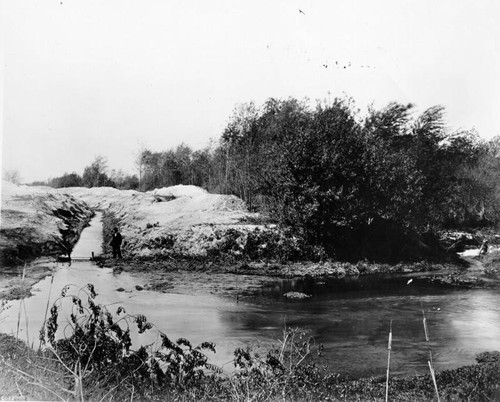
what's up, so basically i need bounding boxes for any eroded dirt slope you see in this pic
[58,185,279,258]
[0,181,93,265]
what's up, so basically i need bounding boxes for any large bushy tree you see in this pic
[48,172,83,188]
[82,155,111,188]
[215,97,492,258]
[3,169,22,185]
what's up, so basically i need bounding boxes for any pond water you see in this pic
[1,214,500,378]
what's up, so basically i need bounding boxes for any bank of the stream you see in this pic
[97,203,500,293]
[0,259,57,300]
[97,251,500,301]
[0,182,94,267]
[2,247,497,303]
[1,331,499,401]
[4,182,496,300]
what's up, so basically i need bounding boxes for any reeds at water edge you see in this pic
[385,319,392,402]
[32,273,55,349]
[422,305,440,402]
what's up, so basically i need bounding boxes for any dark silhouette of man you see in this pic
[110,227,123,259]
[479,239,489,255]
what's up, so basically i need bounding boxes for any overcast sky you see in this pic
[2,0,499,183]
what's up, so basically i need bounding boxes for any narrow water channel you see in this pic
[1,213,500,378]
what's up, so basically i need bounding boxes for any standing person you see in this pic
[110,227,123,259]
[479,239,489,256]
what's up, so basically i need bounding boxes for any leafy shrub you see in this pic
[214,227,327,263]
[153,335,221,389]
[231,327,334,401]
[39,284,219,398]
[476,351,500,364]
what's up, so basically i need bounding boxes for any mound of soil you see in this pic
[0,181,93,265]
[59,185,277,259]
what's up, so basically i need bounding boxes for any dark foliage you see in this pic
[48,172,83,188]
[211,98,496,261]
[38,284,220,400]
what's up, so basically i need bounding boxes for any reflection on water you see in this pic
[233,282,500,377]
[1,214,500,378]
[71,212,104,259]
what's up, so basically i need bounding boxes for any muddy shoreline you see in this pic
[2,250,499,302]
[0,259,57,300]
[99,251,500,297]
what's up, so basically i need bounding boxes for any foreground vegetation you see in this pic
[3,334,500,401]
[1,283,499,401]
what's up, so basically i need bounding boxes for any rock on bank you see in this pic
[0,181,93,265]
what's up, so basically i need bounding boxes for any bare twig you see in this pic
[25,380,67,402]
[16,299,23,340]
[3,362,66,402]
[129,384,134,402]
[83,340,98,375]
[228,377,241,402]
[40,274,55,349]
[76,361,84,402]
[31,362,61,376]
[47,347,78,377]
[98,359,149,402]
[422,304,440,402]
[236,265,239,303]
[385,320,393,402]
[23,298,30,346]
[278,324,289,362]
[428,361,440,402]
[15,379,24,399]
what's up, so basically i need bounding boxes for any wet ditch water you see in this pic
[1,213,500,378]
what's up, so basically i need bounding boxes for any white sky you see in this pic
[1,0,500,183]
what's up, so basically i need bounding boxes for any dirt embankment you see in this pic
[59,185,292,261]
[0,181,93,266]
[3,182,500,298]
[57,185,500,290]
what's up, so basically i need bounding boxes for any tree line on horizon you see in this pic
[29,97,500,257]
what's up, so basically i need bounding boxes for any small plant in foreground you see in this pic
[39,284,219,400]
[422,304,440,402]
[231,326,332,401]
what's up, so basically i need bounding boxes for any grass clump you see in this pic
[0,278,32,300]
[0,333,69,401]
[481,249,500,270]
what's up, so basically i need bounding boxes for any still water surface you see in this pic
[1,214,500,378]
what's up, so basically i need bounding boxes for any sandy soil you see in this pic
[0,181,93,265]
[57,184,277,259]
